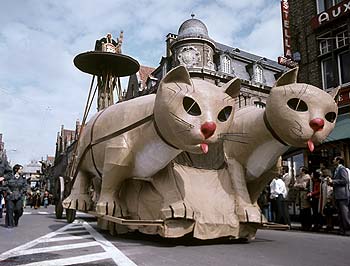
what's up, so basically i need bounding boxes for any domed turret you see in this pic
[170,15,216,71]
[177,16,209,40]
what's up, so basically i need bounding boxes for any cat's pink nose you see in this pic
[309,118,324,132]
[201,122,216,139]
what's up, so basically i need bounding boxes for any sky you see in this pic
[0,0,284,165]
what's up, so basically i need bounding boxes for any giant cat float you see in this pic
[63,67,338,240]
[62,66,240,231]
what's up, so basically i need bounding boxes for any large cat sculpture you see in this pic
[62,65,241,217]
[223,67,339,223]
[113,67,338,240]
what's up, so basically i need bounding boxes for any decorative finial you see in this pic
[191,13,195,19]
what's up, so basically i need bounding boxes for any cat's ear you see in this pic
[160,65,191,86]
[275,67,298,87]
[329,86,340,100]
[222,77,240,98]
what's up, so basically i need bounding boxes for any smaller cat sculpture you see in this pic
[63,66,241,217]
[223,67,338,222]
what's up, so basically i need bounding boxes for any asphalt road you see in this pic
[0,206,349,266]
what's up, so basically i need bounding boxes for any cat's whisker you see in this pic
[219,133,251,143]
[170,112,194,128]
[221,132,249,136]
[219,137,249,144]
[176,129,191,134]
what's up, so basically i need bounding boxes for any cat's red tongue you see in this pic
[307,139,314,152]
[201,143,209,154]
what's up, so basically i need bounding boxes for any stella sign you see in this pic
[311,0,350,29]
[281,0,292,58]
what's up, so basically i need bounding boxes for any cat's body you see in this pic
[223,68,338,222]
[62,66,240,216]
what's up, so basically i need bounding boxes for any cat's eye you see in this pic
[325,112,336,123]
[183,97,201,116]
[287,98,308,112]
[218,106,232,122]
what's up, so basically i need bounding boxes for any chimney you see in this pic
[166,33,177,58]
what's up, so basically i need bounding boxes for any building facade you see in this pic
[284,0,350,173]
[126,16,287,111]
[0,133,7,161]
[50,120,81,195]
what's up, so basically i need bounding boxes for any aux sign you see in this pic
[311,0,350,29]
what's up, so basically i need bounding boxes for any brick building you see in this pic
[50,120,81,193]
[282,0,350,172]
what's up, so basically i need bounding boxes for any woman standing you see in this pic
[4,164,27,227]
[319,168,335,231]
[294,166,312,231]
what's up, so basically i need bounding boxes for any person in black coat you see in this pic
[0,154,12,219]
[4,164,28,227]
[327,156,350,235]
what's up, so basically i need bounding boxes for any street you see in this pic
[0,206,350,266]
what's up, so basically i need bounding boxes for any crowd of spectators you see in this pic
[258,156,350,235]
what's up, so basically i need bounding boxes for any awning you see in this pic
[325,115,350,143]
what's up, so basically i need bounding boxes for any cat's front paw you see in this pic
[161,201,195,220]
[96,198,122,217]
[62,193,92,211]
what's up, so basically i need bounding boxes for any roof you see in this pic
[325,115,350,142]
[178,17,209,40]
[47,156,55,161]
[139,65,155,89]
[215,42,286,71]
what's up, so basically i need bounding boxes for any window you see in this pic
[319,38,332,54]
[254,65,264,83]
[321,58,334,89]
[316,0,342,13]
[338,51,350,84]
[222,56,231,74]
[336,30,349,48]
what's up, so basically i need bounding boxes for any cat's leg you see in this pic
[226,158,264,223]
[96,139,132,217]
[62,170,93,211]
[91,176,101,203]
[151,164,194,220]
[248,164,279,203]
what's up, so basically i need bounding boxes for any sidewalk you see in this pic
[289,222,341,235]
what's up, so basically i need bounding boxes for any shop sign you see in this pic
[281,0,292,58]
[338,86,350,106]
[311,0,350,29]
[278,56,298,68]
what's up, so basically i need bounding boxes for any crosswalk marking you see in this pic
[84,221,138,266]
[0,219,138,265]
[45,234,93,242]
[15,241,100,256]
[37,211,49,214]
[22,210,94,217]
[55,229,88,234]
[21,252,112,266]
